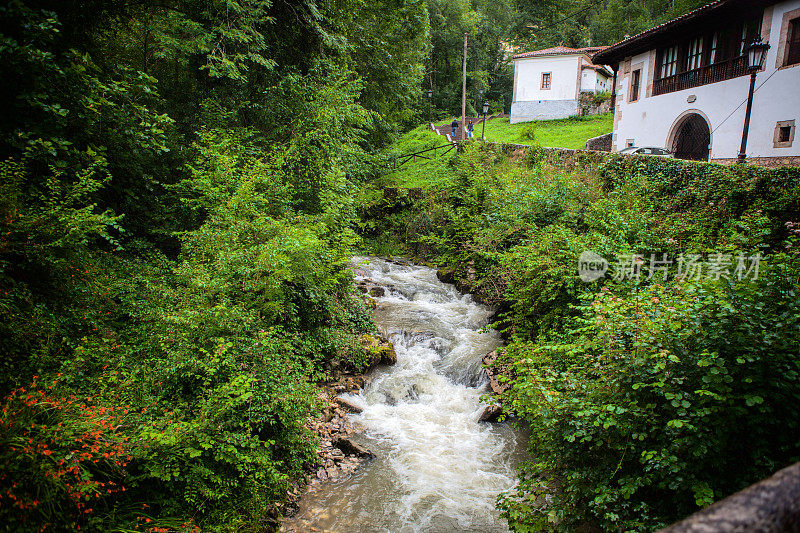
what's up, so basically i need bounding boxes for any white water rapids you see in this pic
[287,257,526,532]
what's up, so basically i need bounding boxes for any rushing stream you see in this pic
[286,257,526,532]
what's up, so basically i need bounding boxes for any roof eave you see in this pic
[592,0,775,65]
[513,53,583,60]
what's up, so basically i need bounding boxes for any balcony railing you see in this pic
[653,56,749,96]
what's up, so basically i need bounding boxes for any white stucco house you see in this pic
[510,46,613,124]
[592,0,800,166]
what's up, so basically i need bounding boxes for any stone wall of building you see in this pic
[578,92,613,116]
[510,100,579,123]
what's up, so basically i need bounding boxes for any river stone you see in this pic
[479,404,503,423]
[483,350,512,395]
[334,397,363,413]
[436,267,456,285]
[357,334,397,368]
[380,342,397,365]
[333,437,375,458]
[368,286,385,297]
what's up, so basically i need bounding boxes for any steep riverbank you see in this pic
[356,141,800,531]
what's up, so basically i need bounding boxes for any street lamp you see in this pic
[737,37,770,163]
[481,101,490,140]
[426,89,433,125]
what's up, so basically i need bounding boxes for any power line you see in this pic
[711,67,780,135]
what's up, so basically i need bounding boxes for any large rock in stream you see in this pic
[333,437,375,458]
[334,397,363,414]
[436,262,477,294]
[358,334,397,367]
[483,350,512,395]
[479,404,503,423]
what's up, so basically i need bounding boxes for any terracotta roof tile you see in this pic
[582,64,613,76]
[512,45,608,60]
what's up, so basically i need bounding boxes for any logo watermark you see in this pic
[578,251,609,282]
[578,252,761,283]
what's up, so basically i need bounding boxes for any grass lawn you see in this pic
[377,125,458,189]
[481,113,612,149]
[376,113,613,189]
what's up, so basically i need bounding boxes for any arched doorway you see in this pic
[669,113,711,161]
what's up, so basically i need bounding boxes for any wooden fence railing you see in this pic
[654,56,749,96]
[393,142,458,168]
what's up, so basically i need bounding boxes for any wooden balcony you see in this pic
[653,56,749,96]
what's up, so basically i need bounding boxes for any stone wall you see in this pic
[486,143,800,169]
[585,132,612,152]
[712,156,800,168]
[510,100,579,123]
[578,91,612,116]
[658,462,800,533]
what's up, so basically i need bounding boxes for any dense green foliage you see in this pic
[0,0,425,530]
[3,0,797,530]
[511,0,716,50]
[362,141,800,531]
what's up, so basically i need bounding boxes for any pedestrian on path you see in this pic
[467,120,474,139]
[451,119,458,138]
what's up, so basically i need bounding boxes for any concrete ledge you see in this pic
[659,462,800,533]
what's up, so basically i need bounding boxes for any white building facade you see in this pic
[581,65,612,92]
[593,0,800,166]
[510,47,611,124]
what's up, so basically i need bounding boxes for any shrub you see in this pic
[500,252,800,531]
[363,139,800,531]
[0,375,137,531]
[521,123,537,142]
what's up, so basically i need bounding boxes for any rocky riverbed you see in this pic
[280,334,396,527]
[281,257,524,533]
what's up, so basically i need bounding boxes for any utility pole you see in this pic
[461,33,467,141]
